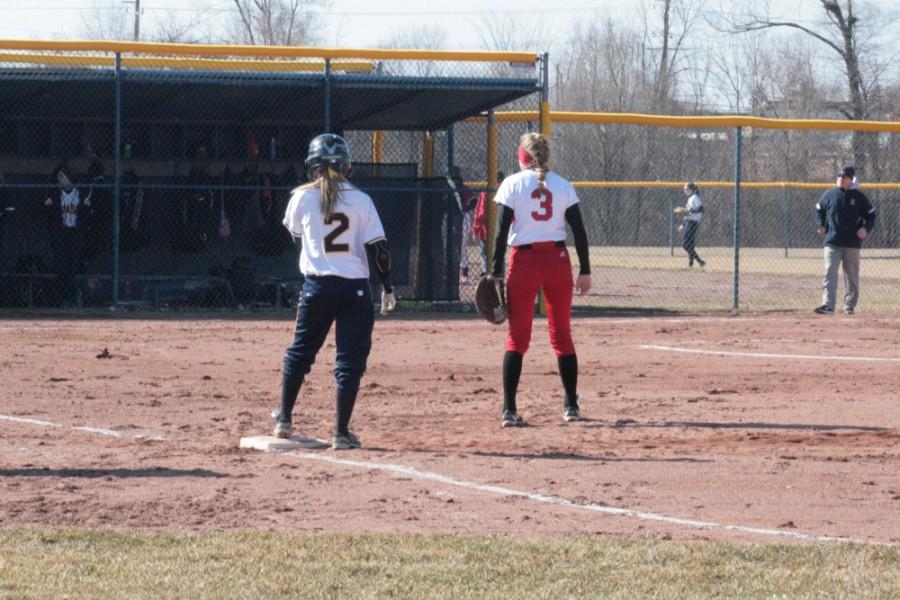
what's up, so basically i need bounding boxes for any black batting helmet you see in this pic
[305,133,351,174]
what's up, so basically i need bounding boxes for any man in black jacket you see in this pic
[814,165,876,315]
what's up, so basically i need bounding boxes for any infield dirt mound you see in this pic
[1,313,898,543]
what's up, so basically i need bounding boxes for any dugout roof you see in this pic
[0,67,539,131]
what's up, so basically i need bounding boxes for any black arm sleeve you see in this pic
[565,204,591,275]
[366,238,393,293]
[491,205,514,278]
[44,191,58,228]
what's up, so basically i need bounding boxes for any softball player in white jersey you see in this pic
[678,182,705,268]
[490,132,592,427]
[274,133,395,450]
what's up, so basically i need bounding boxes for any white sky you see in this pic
[0,1,863,47]
[1,0,897,108]
[0,0,616,50]
[0,1,895,51]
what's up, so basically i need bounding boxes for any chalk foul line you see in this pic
[283,450,853,544]
[0,414,166,442]
[640,344,900,363]
[2,412,884,545]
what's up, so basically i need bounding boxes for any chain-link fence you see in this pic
[450,116,900,314]
[0,42,541,309]
[2,42,899,314]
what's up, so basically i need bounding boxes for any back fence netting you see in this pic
[543,185,899,313]
[0,45,540,309]
[449,119,900,313]
[2,43,898,314]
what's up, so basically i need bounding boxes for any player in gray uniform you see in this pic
[274,133,396,449]
[677,182,705,268]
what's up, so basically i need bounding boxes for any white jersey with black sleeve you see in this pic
[493,169,580,246]
[283,183,386,279]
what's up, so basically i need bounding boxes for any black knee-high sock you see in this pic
[558,353,578,408]
[336,385,360,436]
[503,351,523,413]
[279,373,304,423]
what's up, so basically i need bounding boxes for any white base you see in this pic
[239,435,329,451]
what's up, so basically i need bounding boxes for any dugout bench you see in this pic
[0,272,304,309]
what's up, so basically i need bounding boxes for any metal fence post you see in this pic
[669,192,675,256]
[113,52,122,308]
[485,111,498,272]
[447,124,454,176]
[539,52,551,138]
[733,127,742,311]
[324,58,331,132]
[538,53,550,316]
[783,186,789,258]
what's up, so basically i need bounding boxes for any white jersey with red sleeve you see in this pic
[283,183,386,279]
[493,169,579,246]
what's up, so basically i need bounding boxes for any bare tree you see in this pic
[723,0,894,171]
[153,9,218,44]
[706,29,771,114]
[378,25,447,51]
[230,0,327,46]
[467,13,555,85]
[80,1,132,40]
[557,18,647,113]
[642,0,699,112]
[79,1,216,43]
[473,15,545,53]
[374,25,448,77]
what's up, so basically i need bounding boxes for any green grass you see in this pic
[581,246,900,312]
[1,530,898,599]
[464,244,900,312]
[589,246,900,277]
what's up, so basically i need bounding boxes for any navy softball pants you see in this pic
[283,275,374,391]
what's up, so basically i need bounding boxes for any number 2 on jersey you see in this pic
[530,187,553,221]
[324,213,350,252]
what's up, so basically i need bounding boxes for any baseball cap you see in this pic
[839,165,855,179]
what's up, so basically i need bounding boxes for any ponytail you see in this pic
[301,165,348,219]
[518,133,551,189]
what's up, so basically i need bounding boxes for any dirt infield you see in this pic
[1,312,899,544]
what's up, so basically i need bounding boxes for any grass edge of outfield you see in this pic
[1,529,898,598]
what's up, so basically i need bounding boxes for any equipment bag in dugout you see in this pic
[475,275,507,324]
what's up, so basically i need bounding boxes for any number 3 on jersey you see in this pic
[324,213,350,252]
[530,187,553,221]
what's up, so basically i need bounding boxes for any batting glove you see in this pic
[381,290,396,315]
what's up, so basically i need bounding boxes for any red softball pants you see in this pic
[505,241,575,357]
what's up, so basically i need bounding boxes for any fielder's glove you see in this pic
[475,275,507,325]
[673,206,688,216]
[380,290,396,315]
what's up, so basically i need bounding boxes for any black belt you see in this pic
[517,241,566,250]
